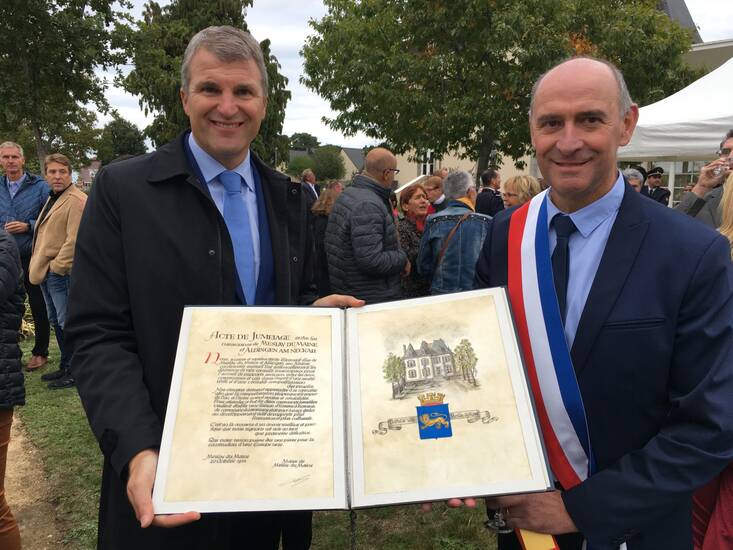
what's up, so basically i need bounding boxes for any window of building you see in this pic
[420,150,434,176]
[421,358,429,366]
[435,366,442,376]
[672,160,706,205]
[434,356,442,364]
[408,369,417,379]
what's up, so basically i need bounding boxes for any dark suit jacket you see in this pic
[475,188,504,217]
[66,133,317,549]
[649,186,671,206]
[475,185,733,549]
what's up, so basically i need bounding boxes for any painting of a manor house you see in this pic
[403,339,456,383]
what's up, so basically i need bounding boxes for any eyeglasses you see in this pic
[385,168,400,174]
[718,148,732,157]
[501,191,518,198]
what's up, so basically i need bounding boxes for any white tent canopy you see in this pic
[618,57,733,161]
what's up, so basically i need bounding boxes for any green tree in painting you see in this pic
[382,352,406,399]
[453,339,478,387]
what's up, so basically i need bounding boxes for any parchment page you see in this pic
[348,290,548,505]
[155,307,343,512]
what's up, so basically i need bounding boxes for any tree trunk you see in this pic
[475,125,494,186]
[21,56,47,170]
[32,120,47,171]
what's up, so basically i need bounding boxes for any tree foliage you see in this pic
[290,132,320,152]
[453,339,477,386]
[97,113,148,165]
[382,352,406,383]
[0,0,127,168]
[382,352,406,399]
[312,146,345,181]
[286,155,315,177]
[119,0,291,166]
[302,0,699,177]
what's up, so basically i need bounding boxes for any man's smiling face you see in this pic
[530,59,638,211]
[180,48,267,169]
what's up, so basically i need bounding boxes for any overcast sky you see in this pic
[105,0,733,149]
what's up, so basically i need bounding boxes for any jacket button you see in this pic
[208,249,215,256]
[292,256,298,263]
[290,188,298,195]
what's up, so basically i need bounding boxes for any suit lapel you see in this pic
[253,156,290,305]
[571,187,649,374]
[37,190,72,228]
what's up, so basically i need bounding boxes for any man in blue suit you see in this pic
[473,57,733,549]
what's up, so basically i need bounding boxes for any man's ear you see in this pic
[180,88,189,116]
[619,104,639,146]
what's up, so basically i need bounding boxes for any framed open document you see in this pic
[152,288,552,514]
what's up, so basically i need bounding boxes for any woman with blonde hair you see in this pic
[718,172,733,257]
[500,175,542,208]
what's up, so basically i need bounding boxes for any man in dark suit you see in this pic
[65,26,359,550]
[300,168,320,208]
[470,57,733,550]
[646,166,671,206]
[475,168,504,217]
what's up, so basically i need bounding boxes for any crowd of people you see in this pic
[0,145,87,548]
[0,23,731,550]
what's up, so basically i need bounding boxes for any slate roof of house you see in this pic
[341,147,365,171]
[659,0,701,43]
[403,339,452,358]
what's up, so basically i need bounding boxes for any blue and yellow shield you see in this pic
[416,403,452,440]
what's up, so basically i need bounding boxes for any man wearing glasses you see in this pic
[325,147,410,303]
[675,129,733,228]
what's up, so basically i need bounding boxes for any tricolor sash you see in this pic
[507,191,609,550]
[508,190,594,486]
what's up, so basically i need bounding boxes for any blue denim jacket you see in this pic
[417,200,491,294]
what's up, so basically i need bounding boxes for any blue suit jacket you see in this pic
[475,184,733,549]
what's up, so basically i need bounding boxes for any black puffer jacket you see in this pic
[325,175,407,303]
[0,230,26,408]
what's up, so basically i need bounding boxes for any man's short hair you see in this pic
[623,168,644,183]
[721,129,733,149]
[301,168,315,181]
[0,141,24,157]
[181,26,269,96]
[529,56,633,119]
[443,170,474,200]
[423,175,443,192]
[44,153,72,173]
[480,169,498,186]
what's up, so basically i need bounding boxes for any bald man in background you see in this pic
[325,148,409,303]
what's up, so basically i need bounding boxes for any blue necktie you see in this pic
[219,170,256,305]
[551,213,577,322]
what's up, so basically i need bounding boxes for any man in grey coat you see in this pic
[325,148,409,303]
[675,129,732,228]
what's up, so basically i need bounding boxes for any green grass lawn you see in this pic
[17,339,496,549]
